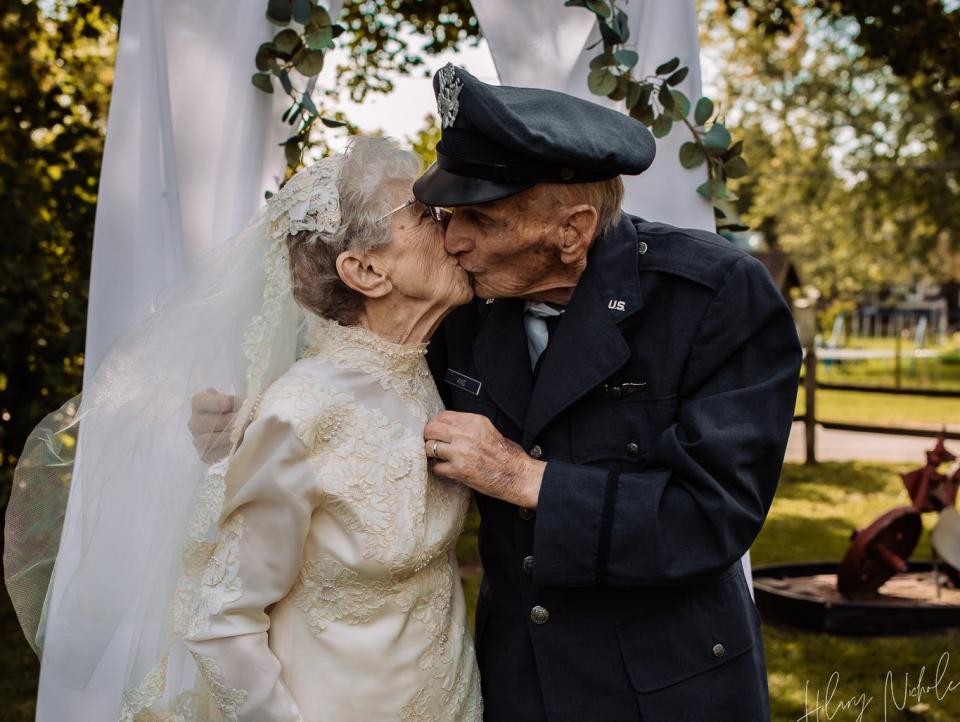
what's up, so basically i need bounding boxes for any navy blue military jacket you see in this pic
[426,214,802,722]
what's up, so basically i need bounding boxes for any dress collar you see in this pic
[301,315,429,383]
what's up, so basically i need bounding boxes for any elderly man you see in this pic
[414,66,801,722]
[191,66,801,721]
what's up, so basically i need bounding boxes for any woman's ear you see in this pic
[558,204,599,266]
[336,250,393,299]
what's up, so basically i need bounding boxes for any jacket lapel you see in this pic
[473,298,533,430]
[522,217,644,448]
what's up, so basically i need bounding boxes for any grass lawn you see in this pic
[796,389,960,431]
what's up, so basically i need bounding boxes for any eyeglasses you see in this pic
[376,198,452,225]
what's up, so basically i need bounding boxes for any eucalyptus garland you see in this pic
[566,0,749,231]
[251,0,748,229]
[252,0,349,177]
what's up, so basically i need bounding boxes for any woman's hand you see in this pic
[424,411,545,509]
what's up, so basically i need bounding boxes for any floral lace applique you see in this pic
[191,652,248,722]
[175,514,245,639]
[301,316,440,422]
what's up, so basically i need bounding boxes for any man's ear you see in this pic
[336,250,392,299]
[558,204,598,266]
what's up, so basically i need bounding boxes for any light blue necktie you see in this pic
[523,301,564,369]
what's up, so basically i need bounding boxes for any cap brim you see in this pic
[413,162,536,207]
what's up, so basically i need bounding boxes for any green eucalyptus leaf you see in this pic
[722,140,744,160]
[284,139,301,167]
[251,72,274,94]
[589,52,617,70]
[668,89,690,120]
[321,117,346,128]
[255,42,280,73]
[724,155,749,178]
[279,69,293,94]
[331,23,345,38]
[309,5,331,26]
[292,0,311,24]
[718,222,751,233]
[273,28,300,55]
[564,0,588,6]
[597,20,621,46]
[703,123,732,155]
[655,57,680,76]
[292,47,325,76]
[588,68,617,96]
[305,21,333,49]
[300,92,318,116]
[614,49,638,69]
[696,178,738,201]
[612,9,629,43]
[266,0,292,25]
[666,67,689,86]
[609,74,630,101]
[626,81,642,109]
[658,86,675,112]
[679,142,706,169]
[630,102,654,127]
[652,113,673,138]
[694,97,714,126]
[585,0,611,19]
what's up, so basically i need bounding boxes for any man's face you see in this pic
[442,185,573,300]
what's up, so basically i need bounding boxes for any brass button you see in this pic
[529,445,543,459]
[522,555,535,575]
[625,442,640,455]
[637,240,648,255]
[530,605,550,624]
[712,643,725,658]
[518,507,534,520]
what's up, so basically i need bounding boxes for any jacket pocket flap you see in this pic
[615,564,756,693]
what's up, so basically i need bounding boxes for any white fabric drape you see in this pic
[471,0,754,594]
[39,2,340,719]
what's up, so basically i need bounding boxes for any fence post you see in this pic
[894,327,903,389]
[804,346,817,465]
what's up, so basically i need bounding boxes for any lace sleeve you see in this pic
[181,412,319,721]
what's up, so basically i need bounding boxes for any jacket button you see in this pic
[518,506,535,520]
[530,605,550,624]
[637,240,648,255]
[528,445,543,459]
[625,442,640,455]
[522,555,535,575]
[712,643,725,658]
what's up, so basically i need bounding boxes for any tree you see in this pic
[0,0,118,487]
[702,0,960,297]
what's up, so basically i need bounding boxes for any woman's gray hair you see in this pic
[287,136,422,324]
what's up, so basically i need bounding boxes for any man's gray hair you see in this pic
[287,136,422,324]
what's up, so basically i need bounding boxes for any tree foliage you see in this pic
[0,0,117,482]
[703,0,960,297]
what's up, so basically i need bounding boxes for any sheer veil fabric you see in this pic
[4,155,345,720]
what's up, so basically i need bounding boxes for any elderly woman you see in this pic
[173,137,481,720]
[16,136,481,722]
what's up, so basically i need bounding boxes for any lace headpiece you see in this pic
[232,154,346,447]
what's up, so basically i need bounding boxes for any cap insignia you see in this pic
[437,63,463,129]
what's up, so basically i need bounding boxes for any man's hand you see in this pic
[188,388,239,463]
[423,411,545,509]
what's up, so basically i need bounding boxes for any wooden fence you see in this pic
[795,347,960,464]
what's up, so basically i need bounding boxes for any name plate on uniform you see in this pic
[445,369,482,396]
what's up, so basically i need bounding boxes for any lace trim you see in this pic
[119,655,169,721]
[191,652,248,722]
[301,316,437,421]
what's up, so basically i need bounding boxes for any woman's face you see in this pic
[375,191,473,308]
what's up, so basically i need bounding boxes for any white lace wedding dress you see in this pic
[128,316,482,721]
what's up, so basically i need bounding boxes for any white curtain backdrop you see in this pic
[471,0,754,594]
[39,2,340,718]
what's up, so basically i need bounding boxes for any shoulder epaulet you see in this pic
[631,218,749,292]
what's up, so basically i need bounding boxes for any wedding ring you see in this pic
[432,440,441,459]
